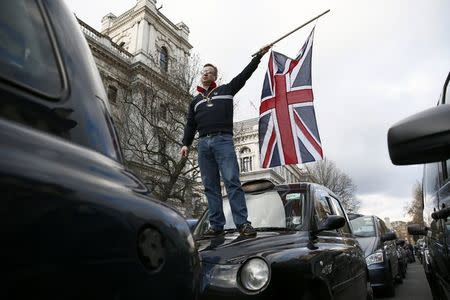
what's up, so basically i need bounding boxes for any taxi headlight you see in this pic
[366,250,384,266]
[239,258,270,291]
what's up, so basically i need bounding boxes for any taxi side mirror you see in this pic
[408,224,429,236]
[388,104,450,165]
[381,231,397,242]
[314,215,345,235]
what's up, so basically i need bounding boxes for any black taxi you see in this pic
[0,1,200,299]
[192,180,372,300]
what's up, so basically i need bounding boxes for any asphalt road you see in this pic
[375,261,433,299]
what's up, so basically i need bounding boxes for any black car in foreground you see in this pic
[350,215,400,297]
[192,180,372,300]
[1,1,199,299]
[388,70,450,300]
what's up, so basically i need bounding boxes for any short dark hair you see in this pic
[203,63,218,76]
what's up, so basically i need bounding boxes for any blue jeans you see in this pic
[197,133,248,230]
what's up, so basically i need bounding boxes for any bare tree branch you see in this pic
[113,54,206,216]
[404,180,424,226]
[304,157,360,212]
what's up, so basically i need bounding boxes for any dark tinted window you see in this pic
[160,47,168,72]
[444,76,450,175]
[0,0,62,96]
[446,160,450,181]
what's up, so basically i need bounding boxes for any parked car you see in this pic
[395,239,408,279]
[388,70,450,300]
[404,242,416,263]
[1,1,200,299]
[415,238,425,263]
[349,215,401,297]
[192,179,373,300]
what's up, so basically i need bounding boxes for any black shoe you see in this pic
[238,223,256,237]
[203,227,224,238]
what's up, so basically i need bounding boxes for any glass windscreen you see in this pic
[195,190,305,236]
[350,216,376,237]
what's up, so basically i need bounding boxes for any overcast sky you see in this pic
[64,0,450,223]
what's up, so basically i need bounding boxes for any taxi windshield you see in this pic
[195,189,306,235]
[350,216,376,237]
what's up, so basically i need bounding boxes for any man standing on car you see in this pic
[180,45,271,237]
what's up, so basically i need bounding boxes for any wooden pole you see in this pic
[252,9,330,57]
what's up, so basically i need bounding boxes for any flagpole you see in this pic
[252,9,330,57]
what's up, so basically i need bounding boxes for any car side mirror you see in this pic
[381,232,397,242]
[387,104,450,165]
[431,207,450,220]
[316,215,345,234]
[408,224,429,236]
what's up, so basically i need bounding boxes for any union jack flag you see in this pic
[259,28,323,168]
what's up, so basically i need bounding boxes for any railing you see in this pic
[77,17,133,62]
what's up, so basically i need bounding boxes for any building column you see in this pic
[135,19,150,53]
[129,22,139,54]
[148,23,157,55]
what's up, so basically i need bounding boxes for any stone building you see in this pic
[78,0,192,109]
[77,0,199,215]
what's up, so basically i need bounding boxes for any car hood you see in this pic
[196,231,311,264]
[356,237,378,257]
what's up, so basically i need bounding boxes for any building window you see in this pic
[240,157,252,173]
[107,85,118,103]
[160,47,168,72]
[160,103,167,120]
[240,147,251,154]
[239,147,252,173]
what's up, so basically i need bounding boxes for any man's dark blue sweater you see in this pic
[182,55,263,147]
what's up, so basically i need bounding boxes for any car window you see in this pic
[446,160,450,182]
[375,218,384,235]
[424,162,441,201]
[314,190,333,221]
[194,189,307,235]
[379,218,389,235]
[328,196,351,234]
[350,216,376,237]
[284,192,304,229]
[0,0,62,96]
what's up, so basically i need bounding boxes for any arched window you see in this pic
[241,157,252,173]
[159,47,168,72]
[240,147,251,154]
